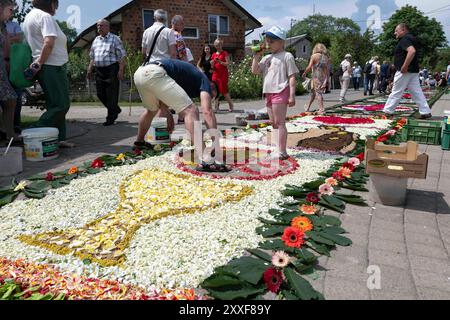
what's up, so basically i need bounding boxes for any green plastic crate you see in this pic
[442,130,450,150]
[401,119,442,145]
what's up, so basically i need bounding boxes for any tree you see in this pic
[330,28,376,69]
[56,20,78,47]
[13,0,32,24]
[377,5,447,69]
[288,14,361,48]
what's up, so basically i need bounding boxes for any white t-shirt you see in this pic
[259,51,299,94]
[23,8,68,66]
[447,65,450,75]
[340,60,352,78]
[370,61,378,75]
[142,22,176,62]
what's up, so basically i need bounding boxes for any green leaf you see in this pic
[316,231,352,246]
[27,180,50,192]
[258,218,288,226]
[259,239,294,253]
[296,248,317,264]
[228,257,269,285]
[318,199,344,213]
[321,215,342,227]
[207,287,266,300]
[322,226,346,234]
[305,231,335,246]
[302,179,325,191]
[247,249,272,263]
[54,293,65,300]
[23,190,46,199]
[282,290,299,300]
[306,240,331,257]
[1,284,16,299]
[257,225,286,237]
[284,268,324,300]
[201,275,244,288]
[87,168,101,174]
[0,192,19,207]
[321,195,345,208]
[82,258,91,265]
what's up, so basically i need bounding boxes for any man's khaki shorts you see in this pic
[133,64,192,113]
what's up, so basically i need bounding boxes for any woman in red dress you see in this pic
[211,38,234,112]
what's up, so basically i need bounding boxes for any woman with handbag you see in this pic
[0,0,17,144]
[22,0,73,148]
[302,43,329,114]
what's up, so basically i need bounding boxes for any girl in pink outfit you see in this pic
[251,26,299,160]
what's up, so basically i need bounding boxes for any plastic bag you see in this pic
[9,43,34,88]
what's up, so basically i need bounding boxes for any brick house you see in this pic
[72,0,262,62]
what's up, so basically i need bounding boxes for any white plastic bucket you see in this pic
[369,173,408,206]
[22,128,59,162]
[0,147,23,176]
[145,117,170,144]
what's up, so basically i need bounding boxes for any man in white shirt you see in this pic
[446,62,450,81]
[136,9,177,148]
[141,9,177,62]
[339,54,352,103]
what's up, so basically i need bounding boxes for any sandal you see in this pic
[195,161,231,173]
[133,141,154,151]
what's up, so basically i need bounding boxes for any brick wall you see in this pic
[120,0,246,62]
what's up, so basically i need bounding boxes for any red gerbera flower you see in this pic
[356,152,365,161]
[306,192,320,204]
[91,158,105,169]
[376,135,389,143]
[45,172,55,181]
[134,148,143,156]
[263,267,285,293]
[332,171,345,182]
[282,227,305,248]
[342,162,355,171]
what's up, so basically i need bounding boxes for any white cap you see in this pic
[345,54,352,59]
[263,26,287,40]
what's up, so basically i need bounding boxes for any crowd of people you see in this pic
[1,0,450,165]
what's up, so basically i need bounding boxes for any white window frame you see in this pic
[208,14,230,36]
[182,27,199,39]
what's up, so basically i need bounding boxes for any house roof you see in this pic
[285,34,312,48]
[71,0,262,49]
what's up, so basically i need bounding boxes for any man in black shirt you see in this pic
[383,23,431,119]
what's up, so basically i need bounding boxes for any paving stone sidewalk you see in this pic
[2,89,449,299]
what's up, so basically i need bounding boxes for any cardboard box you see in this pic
[365,139,428,179]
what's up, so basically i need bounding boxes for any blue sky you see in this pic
[54,0,450,43]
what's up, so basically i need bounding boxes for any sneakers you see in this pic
[414,113,432,120]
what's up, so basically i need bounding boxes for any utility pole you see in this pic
[313,2,316,15]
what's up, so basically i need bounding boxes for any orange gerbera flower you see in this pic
[68,166,78,175]
[300,204,318,215]
[338,167,352,178]
[291,216,313,232]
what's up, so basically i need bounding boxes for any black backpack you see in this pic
[363,61,372,74]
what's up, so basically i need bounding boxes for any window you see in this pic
[142,9,154,29]
[182,27,199,39]
[208,15,229,35]
[303,45,306,53]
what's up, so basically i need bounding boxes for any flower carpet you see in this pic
[0,108,415,300]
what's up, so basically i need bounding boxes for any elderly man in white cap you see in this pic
[339,53,353,103]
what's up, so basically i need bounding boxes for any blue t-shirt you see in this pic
[158,59,211,98]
